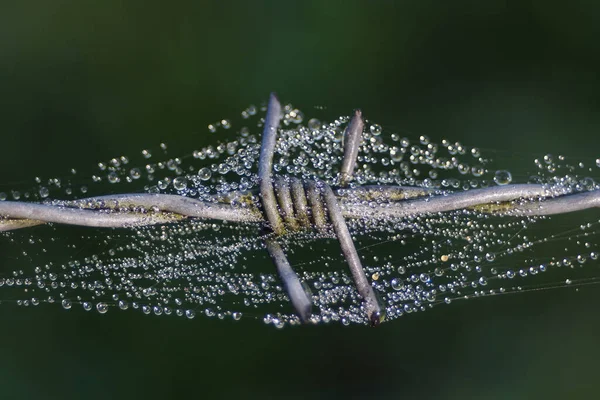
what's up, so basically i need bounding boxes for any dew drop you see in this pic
[308,118,321,131]
[493,170,512,185]
[173,177,188,190]
[61,299,72,310]
[391,278,404,290]
[38,187,49,199]
[130,168,141,180]
[370,124,382,136]
[96,302,108,314]
[198,167,211,181]
[107,172,120,184]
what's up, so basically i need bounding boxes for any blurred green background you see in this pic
[1,1,600,399]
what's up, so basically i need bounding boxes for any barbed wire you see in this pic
[0,93,598,325]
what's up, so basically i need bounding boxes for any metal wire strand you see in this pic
[509,190,600,215]
[344,184,600,219]
[0,201,182,231]
[340,109,364,187]
[1,186,598,232]
[274,176,299,231]
[323,184,383,326]
[290,177,311,229]
[80,194,260,222]
[0,193,260,232]
[265,238,312,323]
[258,92,284,235]
[305,180,327,234]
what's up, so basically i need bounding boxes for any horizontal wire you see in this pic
[0,200,182,231]
[342,185,600,219]
[0,193,261,232]
[0,185,598,232]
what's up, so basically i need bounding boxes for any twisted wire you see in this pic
[269,174,384,323]
[1,185,598,231]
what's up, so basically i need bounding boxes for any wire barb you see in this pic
[323,184,383,326]
[340,109,364,187]
[259,93,285,236]
[265,238,312,323]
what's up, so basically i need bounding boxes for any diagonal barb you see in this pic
[259,93,285,236]
[323,184,383,326]
[266,238,312,323]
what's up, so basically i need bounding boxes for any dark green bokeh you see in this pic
[1,2,599,399]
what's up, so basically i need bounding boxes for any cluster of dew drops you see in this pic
[0,100,599,327]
